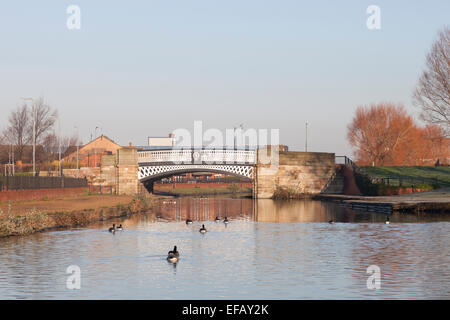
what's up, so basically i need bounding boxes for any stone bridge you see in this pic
[135,147,336,198]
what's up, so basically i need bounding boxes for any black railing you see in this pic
[0,176,88,191]
[335,156,376,180]
[335,156,443,187]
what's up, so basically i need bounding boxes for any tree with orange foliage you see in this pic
[347,103,449,165]
[348,103,417,166]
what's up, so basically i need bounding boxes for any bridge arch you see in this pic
[138,164,254,183]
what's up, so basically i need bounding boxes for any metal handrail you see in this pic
[335,156,443,186]
[138,149,256,165]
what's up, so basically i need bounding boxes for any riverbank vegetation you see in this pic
[0,194,156,237]
[272,186,310,200]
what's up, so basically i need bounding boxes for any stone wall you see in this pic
[116,147,140,195]
[57,148,141,196]
[255,149,335,198]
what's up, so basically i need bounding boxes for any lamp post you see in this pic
[305,121,308,152]
[58,115,62,176]
[233,123,244,150]
[74,126,79,177]
[239,123,244,149]
[21,97,35,176]
[94,126,101,167]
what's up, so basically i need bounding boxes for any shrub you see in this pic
[128,194,152,213]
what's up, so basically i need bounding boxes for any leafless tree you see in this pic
[413,26,450,135]
[2,103,30,160]
[41,132,59,162]
[60,134,79,155]
[28,96,58,145]
[41,132,79,161]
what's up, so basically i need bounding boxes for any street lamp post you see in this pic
[22,98,35,176]
[58,116,62,176]
[94,126,101,167]
[74,126,79,177]
[305,121,308,152]
[233,123,244,150]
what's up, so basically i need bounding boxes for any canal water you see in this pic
[0,198,449,299]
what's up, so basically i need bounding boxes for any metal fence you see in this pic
[0,176,88,191]
[335,156,444,187]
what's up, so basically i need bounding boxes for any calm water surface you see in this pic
[0,198,449,299]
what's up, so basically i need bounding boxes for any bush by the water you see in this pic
[272,186,309,200]
[128,194,153,213]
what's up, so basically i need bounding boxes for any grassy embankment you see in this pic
[0,194,155,238]
[357,166,450,196]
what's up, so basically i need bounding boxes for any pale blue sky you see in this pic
[0,0,449,156]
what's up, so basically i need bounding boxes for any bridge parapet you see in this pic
[138,149,256,165]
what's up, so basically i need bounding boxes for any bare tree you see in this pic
[41,132,59,162]
[2,103,30,160]
[41,132,79,164]
[413,26,450,135]
[60,134,79,155]
[28,96,58,145]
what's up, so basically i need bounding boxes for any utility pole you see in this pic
[305,121,308,152]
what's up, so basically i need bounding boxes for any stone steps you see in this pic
[321,171,344,194]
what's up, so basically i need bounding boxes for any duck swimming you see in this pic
[186,219,193,225]
[385,216,390,224]
[167,246,179,263]
[215,217,220,222]
[108,224,116,233]
[328,219,335,224]
[223,217,229,224]
[199,224,207,233]
[116,224,123,231]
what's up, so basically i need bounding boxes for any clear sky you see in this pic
[0,0,449,156]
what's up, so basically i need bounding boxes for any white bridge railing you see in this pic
[138,149,256,165]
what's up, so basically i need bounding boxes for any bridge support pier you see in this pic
[254,149,336,198]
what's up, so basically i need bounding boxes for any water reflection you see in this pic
[153,198,450,224]
[157,198,253,221]
[0,198,449,299]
